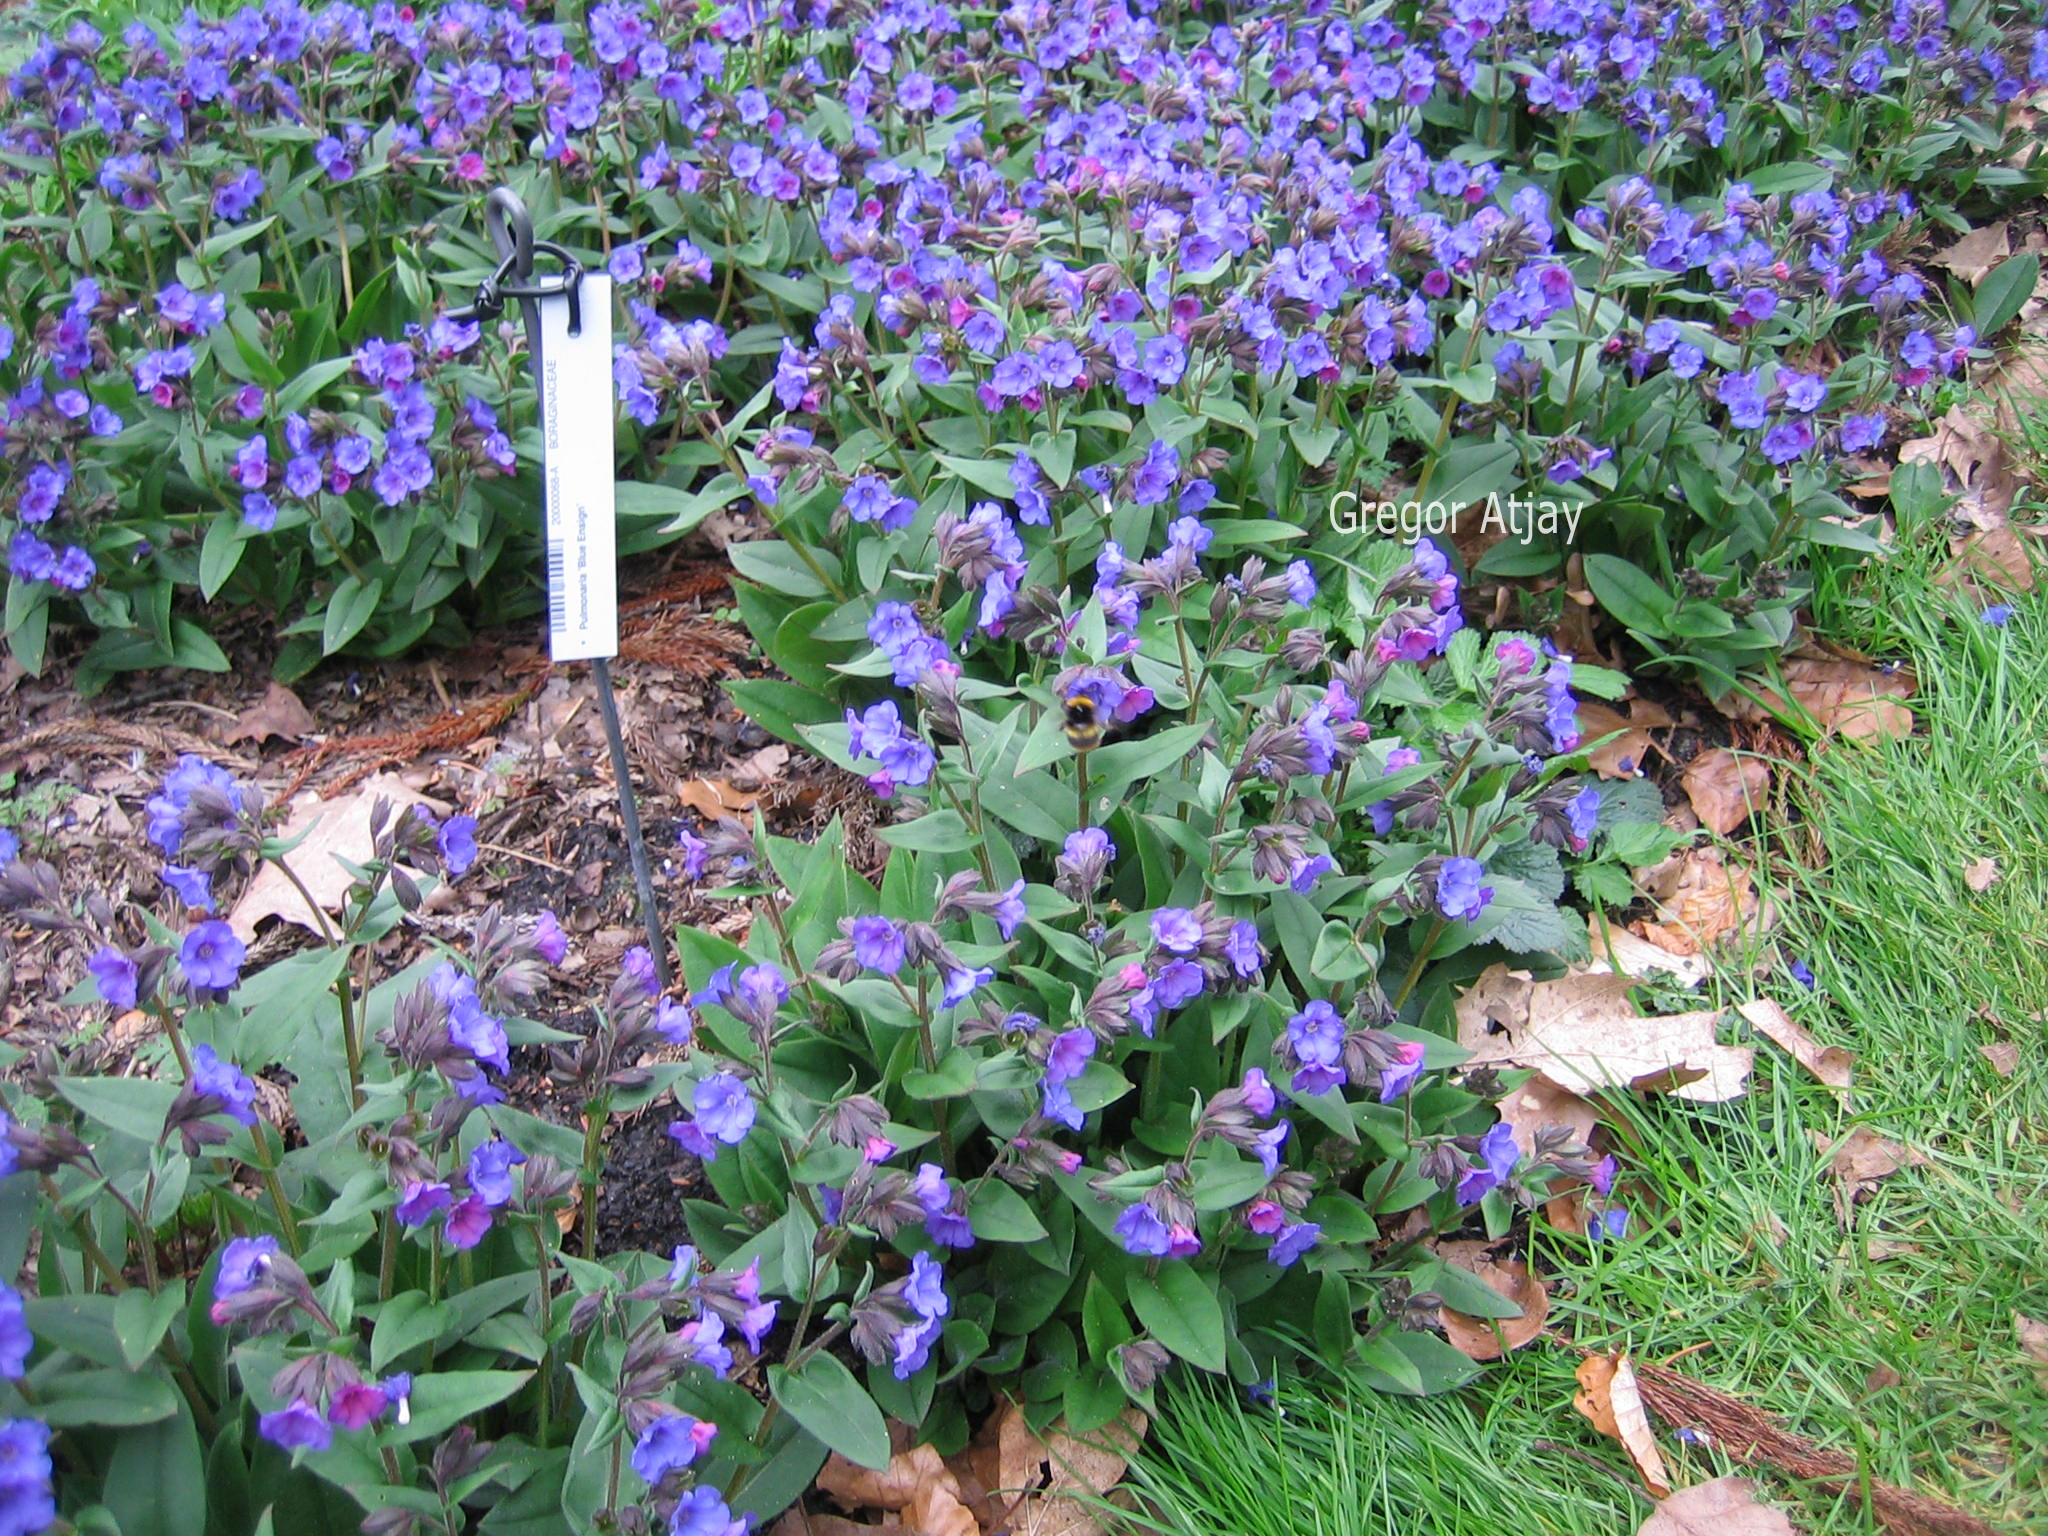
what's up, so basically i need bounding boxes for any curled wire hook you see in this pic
[446,188,584,338]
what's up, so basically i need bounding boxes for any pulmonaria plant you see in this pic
[0,754,790,1536]
[629,527,1676,1458]
[0,0,2042,687]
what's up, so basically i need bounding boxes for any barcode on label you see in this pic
[545,541,566,636]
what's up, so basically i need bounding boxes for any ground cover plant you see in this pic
[1119,527,2048,1536]
[0,0,2041,692]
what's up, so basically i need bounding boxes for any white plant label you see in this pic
[535,273,617,662]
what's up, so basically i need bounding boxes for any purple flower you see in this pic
[1268,1221,1321,1268]
[1289,854,1335,893]
[632,1415,718,1485]
[1045,1026,1095,1087]
[1284,560,1318,605]
[162,864,214,911]
[88,947,139,1008]
[1378,1040,1426,1102]
[468,1139,526,1207]
[851,915,906,974]
[1284,1000,1347,1095]
[1982,604,2015,626]
[1150,907,1203,955]
[1152,959,1206,1009]
[436,814,478,876]
[1841,413,1886,453]
[677,825,709,879]
[941,965,993,1007]
[1788,958,1817,990]
[991,879,1027,941]
[1591,1208,1630,1241]
[192,1044,257,1127]
[904,1250,949,1320]
[327,1377,407,1430]
[242,494,278,531]
[1224,920,1264,978]
[0,1285,30,1379]
[1436,858,1494,922]
[670,1486,748,1536]
[1456,1121,1521,1204]
[213,1235,278,1301]
[913,1164,974,1248]
[180,920,246,992]
[436,1195,488,1249]
[259,1399,332,1453]
[655,998,695,1045]
[1566,787,1602,847]
[396,1180,453,1226]
[694,1073,757,1145]
[1113,1203,1172,1257]
[532,911,568,966]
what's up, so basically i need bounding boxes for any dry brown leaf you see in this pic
[1735,999,1854,1090]
[1637,1476,1798,1536]
[1897,405,2018,530]
[1978,1041,2021,1077]
[1863,1363,1903,1394]
[225,682,319,745]
[1575,1355,1672,1497]
[1681,750,1770,837]
[972,1405,1146,1536]
[1584,914,1711,988]
[1819,1126,1929,1226]
[1544,1188,1592,1236]
[1962,856,2001,892]
[1930,222,2010,284]
[815,1445,981,1536]
[1940,526,2036,597]
[677,778,759,821]
[1493,1070,1602,1160]
[226,776,446,942]
[766,1512,881,1536]
[2016,1314,2048,1391]
[1434,1240,1551,1361]
[1630,846,1770,957]
[1455,963,1752,1103]
[1723,658,1915,741]
[1577,700,1666,779]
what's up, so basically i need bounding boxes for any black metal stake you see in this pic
[447,188,671,992]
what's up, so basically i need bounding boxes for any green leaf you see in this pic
[1125,1265,1226,1374]
[321,573,384,655]
[276,357,357,420]
[903,1049,978,1101]
[381,1369,532,1444]
[1081,1277,1132,1364]
[1581,554,1675,638]
[1444,364,1496,405]
[935,454,1024,499]
[115,1284,186,1372]
[1972,253,2038,339]
[876,810,976,854]
[39,1368,181,1426]
[199,516,250,601]
[1087,723,1207,791]
[1349,1330,1486,1396]
[730,541,830,599]
[967,1180,1048,1243]
[105,1401,207,1536]
[52,1077,179,1142]
[768,1354,892,1470]
[372,1293,455,1374]
[1287,421,1341,469]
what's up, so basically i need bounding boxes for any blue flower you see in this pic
[1268,1221,1321,1268]
[88,947,138,1008]
[1113,1203,1172,1257]
[1436,857,1495,922]
[1149,907,1203,955]
[191,1044,257,1127]
[1982,604,2015,627]
[0,1284,30,1379]
[180,920,246,992]
[468,1139,526,1207]
[631,1414,718,1486]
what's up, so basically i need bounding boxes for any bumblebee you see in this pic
[1063,692,1104,753]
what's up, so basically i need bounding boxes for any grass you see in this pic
[1124,525,2048,1535]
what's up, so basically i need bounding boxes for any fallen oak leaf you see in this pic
[225,682,319,745]
[1629,845,1770,957]
[225,775,447,943]
[2017,1314,2048,1392]
[1576,699,1668,780]
[1978,1041,2020,1077]
[1736,999,1854,1090]
[1680,749,1771,837]
[1962,856,2000,893]
[1929,221,2011,285]
[1818,1126,1929,1227]
[1721,656,1915,741]
[1637,1477,1799,1536]
[1454,964,1753,1103]
[1574,1354,1672,1497]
